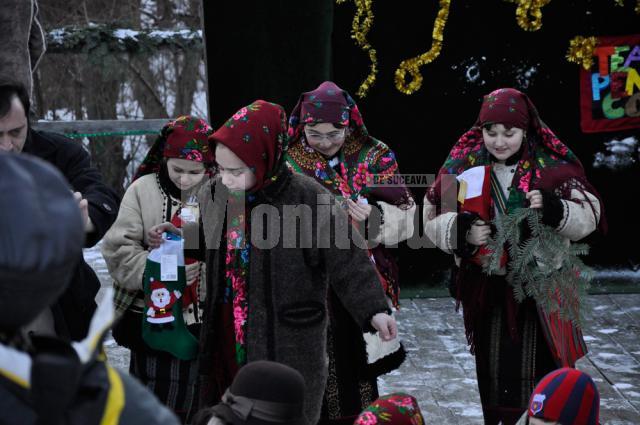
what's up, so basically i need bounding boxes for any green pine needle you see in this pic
[482,208,592,324]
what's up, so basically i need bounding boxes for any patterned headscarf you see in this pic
[355,393,424,425]
[287,81,409,204]
[288,81,367,147]
[133,115,213,181]
[210,100,288,192]
[427,88,605,234]
[475,87,539,131]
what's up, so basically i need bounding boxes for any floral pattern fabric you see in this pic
[223,194,251,366]
[210,101,289,365]
[427,88,602,222]
[287,81,409,206]
[211,100,288,192]
[355,393,424,425]
[286,81,413,306]
[133,115,213,181]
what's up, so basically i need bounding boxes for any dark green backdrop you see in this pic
[202,0,640,287]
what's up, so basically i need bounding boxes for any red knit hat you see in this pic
[528,368,600,425]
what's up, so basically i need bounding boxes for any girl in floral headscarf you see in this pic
[101,115,213,421]
[286,81,414,425]
[149,100,399,425]
[423,88,605,425]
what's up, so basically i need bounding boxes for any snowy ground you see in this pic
[86,244,640,424]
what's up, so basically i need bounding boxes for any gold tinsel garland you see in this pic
[337,0,378,98]
[614,0,640,13]
[337,0,637,97]
[394,0,451,95]
[566,36,599,70]
[504,0,551,32]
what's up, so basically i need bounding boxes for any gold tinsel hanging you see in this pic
[614,0,640,13]
[504,0,552,32]
[394,0,451,95]
[337,0,378,98]
[566,36,599,70]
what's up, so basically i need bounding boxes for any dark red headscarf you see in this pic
[210,100,288,192]
[133,115,213,181]
[476,87,538,131]
[427,88,605,234]
[425,88,606,359]
[288,80,367,143]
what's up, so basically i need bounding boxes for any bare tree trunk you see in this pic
[174,50,200,117]
[129,54,170,120]
[156,0,174,28]
[83,59,128,196]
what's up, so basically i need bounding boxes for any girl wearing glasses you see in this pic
[286,81,415,425]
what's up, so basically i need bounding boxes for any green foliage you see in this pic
[46,25,203,56]
[483,208,592,324]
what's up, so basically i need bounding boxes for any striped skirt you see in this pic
[129,349,198,422]
[474,300,557,425]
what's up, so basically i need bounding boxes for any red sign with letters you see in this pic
[580,34,640,133]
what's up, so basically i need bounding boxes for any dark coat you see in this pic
[22,130,119,340]
[0,339,179,425]
[195,170,391,424]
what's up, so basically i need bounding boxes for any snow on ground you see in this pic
[84,245,640,423]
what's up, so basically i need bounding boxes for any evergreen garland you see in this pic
[483,208,593,324]
[46,25,203,55]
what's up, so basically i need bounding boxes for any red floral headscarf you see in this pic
[288,80,367,148]
[355,393,424,425]
[209,100,288,192]
[427,88,605,233]
[133,115,213,181]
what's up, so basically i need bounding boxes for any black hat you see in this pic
[210,361,308,425]
[0,153,85,331]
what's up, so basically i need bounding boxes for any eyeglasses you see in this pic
[214,165,250,177]
[304,128,346,142]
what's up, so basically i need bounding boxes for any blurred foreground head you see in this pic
[193,360,307,425]
[0,152,84,333]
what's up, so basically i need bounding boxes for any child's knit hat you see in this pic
[528,367,600,425]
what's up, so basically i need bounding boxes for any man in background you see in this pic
[0,80,120,340]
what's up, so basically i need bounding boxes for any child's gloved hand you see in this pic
[466,219,491,246]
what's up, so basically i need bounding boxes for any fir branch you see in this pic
[485,208,593,324]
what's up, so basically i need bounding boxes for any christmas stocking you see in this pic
[142,232,198,360]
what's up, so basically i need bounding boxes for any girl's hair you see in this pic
[481,122,517,131]
[306,122,346,130]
